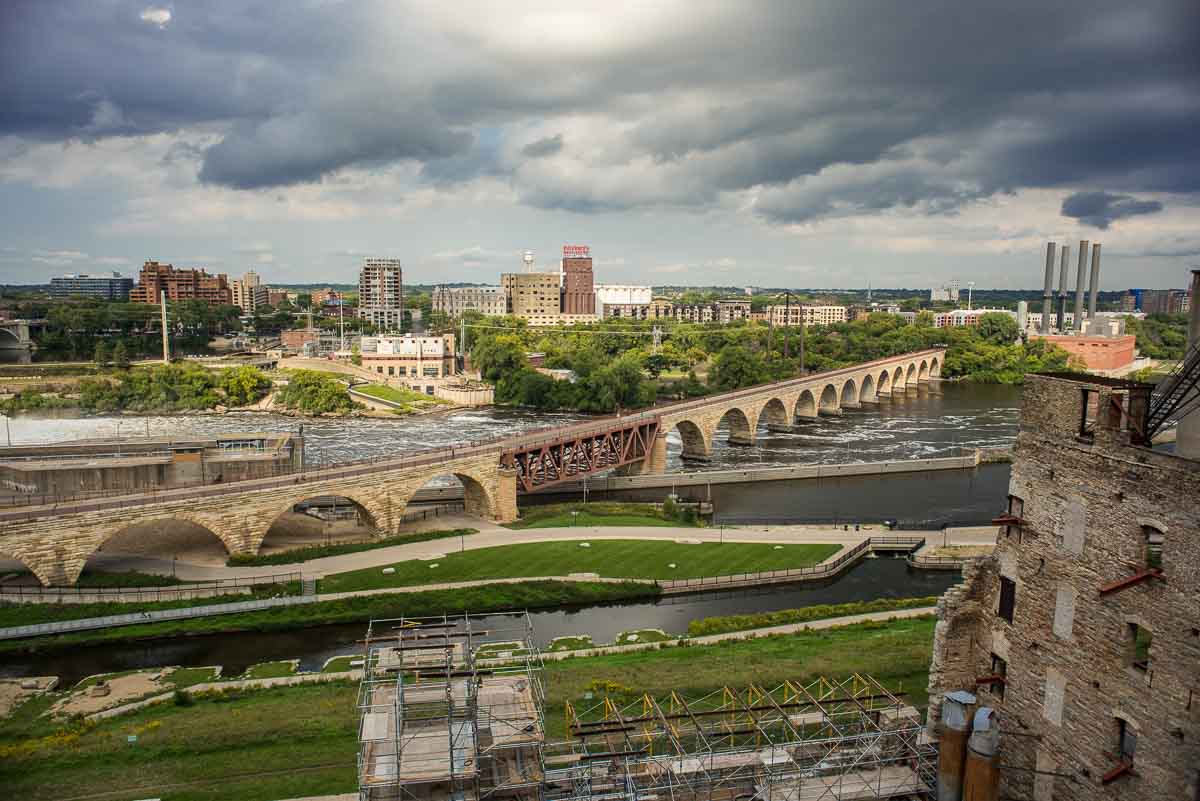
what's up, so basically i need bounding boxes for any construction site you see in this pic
[356,613,938,801]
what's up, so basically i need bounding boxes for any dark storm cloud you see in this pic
[521,134,563,159]
[1060,191,1165,229]
[1,0,1198,218]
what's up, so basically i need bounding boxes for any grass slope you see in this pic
[0,617,935,800]
[507,502,695,530]
[227,528,477,567]
[319,540,841,593]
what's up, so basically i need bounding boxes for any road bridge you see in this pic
[0,349,943,585]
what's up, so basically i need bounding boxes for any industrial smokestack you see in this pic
[1041,242,1057,335]
[1086,243,1102,330]
[1073,240,1089,333]
[1056,244,1070,332]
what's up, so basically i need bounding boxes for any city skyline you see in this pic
[1,1,1198,288]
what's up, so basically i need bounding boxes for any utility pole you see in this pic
[799,314,806,375]
[783,291,791,360]
[338,298,345,352]
[160,290,169,364]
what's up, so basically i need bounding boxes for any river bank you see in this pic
[0,615,937,801]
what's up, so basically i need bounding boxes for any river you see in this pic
[0,557,958,685]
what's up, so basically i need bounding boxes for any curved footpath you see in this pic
[86,516,999,583]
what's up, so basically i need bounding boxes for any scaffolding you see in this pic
[358,616,936,801]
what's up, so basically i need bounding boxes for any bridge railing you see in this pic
[656,536,926,591]
[0,348,946,520]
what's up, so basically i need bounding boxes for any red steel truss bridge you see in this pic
[501,416,660,491]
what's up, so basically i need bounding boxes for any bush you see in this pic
[275,370,356,414]
[172,689,194,707]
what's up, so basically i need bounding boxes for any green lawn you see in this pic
[240,660,297,680]
[0,617,935,800]
[507,502,695,530]
[319,540,842,593]
[320,656,358,674]
[355,383,448,405]
[227,528,477,567]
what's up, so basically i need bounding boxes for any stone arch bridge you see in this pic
[0,349,943,585]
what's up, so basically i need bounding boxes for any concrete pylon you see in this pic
[1056,244,1070,332]
[1073,240,1089,332]
[1041,242,1057,335]
[1177,270,1200,460]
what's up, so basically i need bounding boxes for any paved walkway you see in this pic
[90,516,998,582]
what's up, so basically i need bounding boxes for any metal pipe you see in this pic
[1041,242,1056,335]
[1087,243,1101,327]
[1057,244,1070,332]
[1073,240,1089,332]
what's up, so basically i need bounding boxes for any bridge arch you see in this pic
[918,360,929,381]
[905,363,917,386]
[876,369,891,395]
[671,419,712,461]
[0,327,23,347]
[258,494,381,556]
[399,470,498,524]
[71,514,235,585]
[892,366,906,391]
[930,357,941,377]
[795,389,818,419]
[860,373,876,403]
[840,379,859,407]
[818,384,839,414]
[0,548,56,588]
[717,406,755,446]
[759,397,791,430]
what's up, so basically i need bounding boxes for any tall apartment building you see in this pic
[432,286,507,318]
[129,261,232,305]
[358,258,405,331]
[48,272,133,301]
[767,304,847,327]
[561,245,595,315]
[928,373,1200,801]
[231,270,269,314]
[501,272,562,326]
[716,299,752,323]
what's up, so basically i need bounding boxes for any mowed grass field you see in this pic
[319,539,842,593]
[0,617,935,801]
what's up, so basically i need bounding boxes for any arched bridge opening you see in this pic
[259,494,379,557]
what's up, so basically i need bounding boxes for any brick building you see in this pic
[928,373,1200,800]
[500,272,561,325]
[1030,333,1137,371]
[561,245,595,315]
[129,261,232,306]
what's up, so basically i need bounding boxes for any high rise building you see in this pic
[432,286,508,317]
[500,272,561,326]
[358,258,405,331]
[129,261,232,306]
[48,271,133,301]
[231,270,269,314]
[561,245,595,315]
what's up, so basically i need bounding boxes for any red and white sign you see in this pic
[562,244,591,258]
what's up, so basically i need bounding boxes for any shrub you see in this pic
[172,689,193,707]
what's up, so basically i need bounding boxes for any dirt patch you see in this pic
[51,671,172,718]
[0,677,58,718]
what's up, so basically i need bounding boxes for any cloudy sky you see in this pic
[1,1,1198,290]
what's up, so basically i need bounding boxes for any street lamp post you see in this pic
[967,282,975,310]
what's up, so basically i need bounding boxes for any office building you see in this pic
[767,304,847,327]
[432,286,508,317]
[930,281,960,302]
[501,272,561,326]
[561,245,595,315]
[231,270,269,314]
[358,258,405,331]
[48,272,133,301]
[360,334,457,380]
[129,261,232,306]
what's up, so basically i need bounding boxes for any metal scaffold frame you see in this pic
[357,612,547,801]
[358,615,935,801]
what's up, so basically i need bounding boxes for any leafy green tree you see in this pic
[977,312,1020,345]
[94,341,111,368]
[472,334,528,382]
[914,311,935,328]
[708,345,769,391]
[112,341,130,369]
[220,365,272,406]
[275,370,355,414]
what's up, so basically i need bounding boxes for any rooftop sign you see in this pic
[563,245,590,258]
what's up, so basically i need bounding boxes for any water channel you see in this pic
[1,557,959,685]
[0,381,1016,680]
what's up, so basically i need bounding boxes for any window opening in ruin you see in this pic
[1128,624,1152,672]
[1079,388,1098,441]
[1142,525,1164,571]
[1116,718,1137,763]
[998,576,1016,624]
[990,654,1007,700]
